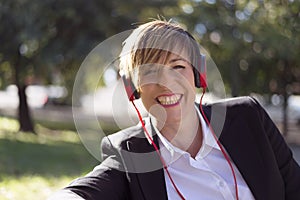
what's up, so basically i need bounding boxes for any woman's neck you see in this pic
[152,108,203,158]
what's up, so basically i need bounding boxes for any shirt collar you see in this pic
[148,104,221,163]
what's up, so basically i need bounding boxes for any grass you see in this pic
[0,117,99,200]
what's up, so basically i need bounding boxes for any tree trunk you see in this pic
[230,62,239,97]
[14,51,35,133]
[281,60,291,137]
[282,90,288,136]
[17,84,35,133]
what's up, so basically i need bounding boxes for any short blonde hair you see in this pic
[119,19,200,86]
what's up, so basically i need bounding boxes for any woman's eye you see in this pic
[173,65,185,69]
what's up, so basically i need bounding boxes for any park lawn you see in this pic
[0,117,99,200]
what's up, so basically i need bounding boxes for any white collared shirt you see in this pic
[153,105,255,200]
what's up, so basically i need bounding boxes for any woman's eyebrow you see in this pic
[168,58,189,64]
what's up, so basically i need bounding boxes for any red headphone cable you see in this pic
[131,89,239,200]
[199,88,239,200]
[131,100,186,200]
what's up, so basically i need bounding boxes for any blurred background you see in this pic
[0,0,299,199]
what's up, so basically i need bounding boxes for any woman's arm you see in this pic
[252,97,300,200]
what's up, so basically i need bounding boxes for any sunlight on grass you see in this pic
[0,175,76,200]
[0,117,99,200]
[0,117,80,144]
[0,117,19,133]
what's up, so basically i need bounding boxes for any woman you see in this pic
[49,19,300,200]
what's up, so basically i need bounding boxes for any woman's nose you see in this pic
[156,67,168,84]
[156,66,178,87]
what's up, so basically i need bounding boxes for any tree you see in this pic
[1,0,298,135]
[0,0,130,132]
[0,0,39,132]
[0,0,166,132]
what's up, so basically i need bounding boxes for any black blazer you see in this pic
[57,96,300,200]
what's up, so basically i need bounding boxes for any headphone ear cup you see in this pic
[194,54,207,88]
[121,75,140,101]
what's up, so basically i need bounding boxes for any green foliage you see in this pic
[0,0,299,98]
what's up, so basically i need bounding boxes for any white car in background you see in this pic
[0,84,67,109]
[289,95,300,125]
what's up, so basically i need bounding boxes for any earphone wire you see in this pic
[199,88,239,200]
[131,100,186,200]
[131,88,239,200]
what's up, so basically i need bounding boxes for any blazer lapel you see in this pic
[135,164,168,200]
[220,117,268,200]
[202,104,267,200]
[125,125,168,200]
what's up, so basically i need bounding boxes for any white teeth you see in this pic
[157,94,181,105]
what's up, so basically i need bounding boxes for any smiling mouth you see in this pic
[156,94,182,106]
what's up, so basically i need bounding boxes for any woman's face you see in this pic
[138,53,196,125]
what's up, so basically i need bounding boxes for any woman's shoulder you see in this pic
[206,96,263,113]
[101,119,147,148]
[210,96,259,107]
[201,96,265,120]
